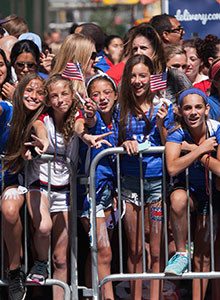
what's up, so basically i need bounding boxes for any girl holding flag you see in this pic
[118,54,173,300]
[51,33,97,95]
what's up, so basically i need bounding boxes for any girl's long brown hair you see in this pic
[124,23,166,73]
[118,54,155,145]
[4,73,46,172]
[45,74,79,143]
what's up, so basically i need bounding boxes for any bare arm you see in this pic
[200,145,220,177]
[30,120,49,154]
[165,137,218,177]
[74,118,112,148]
[156,104,168,145]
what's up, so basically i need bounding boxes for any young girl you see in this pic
[2,73,47,300]
[118,54,173,300]
[25,74,109,300]
[78,73,118,300]
[165,88,220,299]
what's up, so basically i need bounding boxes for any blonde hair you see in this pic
[51,33,95,95]
[45,74,79,143]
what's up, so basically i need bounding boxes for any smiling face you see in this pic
[184,47,202,83]
[23,78,45,111]
[132,35,154,58]
[89,79,117,114]
[180,94,209,129]
[48,80,73,116]
[130,63,151,100]
[0,53,7,87]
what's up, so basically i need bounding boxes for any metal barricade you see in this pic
[89,146,220,299]
[0,154,71,300]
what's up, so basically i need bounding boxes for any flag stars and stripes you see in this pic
[150,72,167,92]
[62,62,83,81]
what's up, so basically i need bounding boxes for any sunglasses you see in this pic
[166,26,184,34]
[15,62,37,70]
[90,52,97,60]
[171,63,188,70]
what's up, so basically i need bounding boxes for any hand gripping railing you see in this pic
[89,146,220,299]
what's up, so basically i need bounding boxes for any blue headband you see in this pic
[178,88,209,106]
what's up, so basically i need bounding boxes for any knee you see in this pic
[1,201,21,224]
[128,245,143,264]
[36,219,53,237]
[53,253,68,271]
[98,246,112,265]
[170,192,188,214]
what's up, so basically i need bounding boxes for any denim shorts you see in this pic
[79,183,114,218]
[121,175,162,206]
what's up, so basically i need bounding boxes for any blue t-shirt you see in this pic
[95,50,111,72]
[166,119,220,190]
[208,94,220,122]
[0,101,17,188]
[88,108,119,192]
[0,101,13,153]
[120,98,174,178]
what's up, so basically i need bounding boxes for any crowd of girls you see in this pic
[1,15,220,300]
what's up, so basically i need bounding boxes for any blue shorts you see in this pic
[0,174,20,193]
[78,180,114,218]
[121,175,162,206]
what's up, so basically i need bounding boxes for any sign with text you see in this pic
[167,0,220,38]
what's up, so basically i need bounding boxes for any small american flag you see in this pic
[150,72,167,92]
[62,62,83,81]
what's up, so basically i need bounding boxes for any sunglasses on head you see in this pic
[90,52,97,60]
[15,62,37,70]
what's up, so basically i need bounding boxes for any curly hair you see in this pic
[183,38,203,59]
[199,34,220,68]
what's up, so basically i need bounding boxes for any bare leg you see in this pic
[96,215,114,300]
[1,187,24,270]
[123,202,142,300]
[27,191,52,261]
[148,201,163,300]
[212,214,220,299]
[170,189,189,252]
[81,210,114,300]
[193,215,211,300]
[51,211,69,300]
[144,207,151,271]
